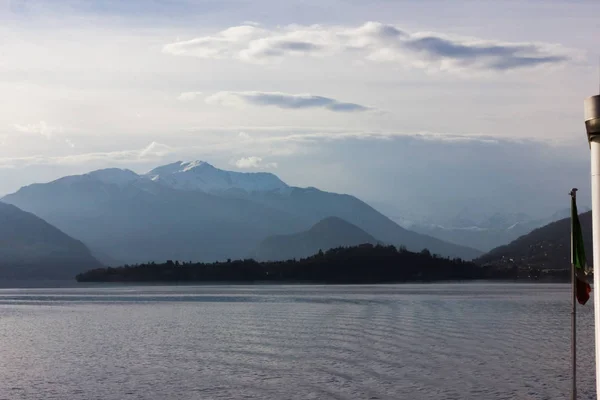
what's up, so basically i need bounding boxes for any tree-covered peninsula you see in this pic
[76,244,514,283]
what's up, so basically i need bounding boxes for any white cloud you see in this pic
[0,127,559,172]
[138,141,173,158]
[13,121,63,139]
[163,22,573,72]
[0,141,173,169]
[177,91,203,101]
[234,156,263,168]
[233,156,279,169]
[163,25,266,60]
[205,91,371,112]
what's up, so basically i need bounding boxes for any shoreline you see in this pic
[0,278,572,289]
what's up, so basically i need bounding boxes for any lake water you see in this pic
[0,284,596,400]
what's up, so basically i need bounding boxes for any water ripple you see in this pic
[0,283,595,399]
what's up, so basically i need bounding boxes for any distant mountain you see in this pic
[145,160,288,193]
[255,217,380,261]
[3,161,482,264]
[476,211,592,270]
[0,202,101,279]
[391,208,588,253]
[548,206,591,222]
[3,170,303,265]
[409,220,541,253]
[477,212,533,230]
[226,187,482,258]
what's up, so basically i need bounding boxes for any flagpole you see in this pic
[571,188,577,400]
[584,94,600,399]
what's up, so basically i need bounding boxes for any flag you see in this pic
[572,195,591,305]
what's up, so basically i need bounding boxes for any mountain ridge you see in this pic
[384,207,589,253]
[476,211,592,270]
[0,201,102,279]
[255,216,380,261]
[145,160,288,193]
[3,161,481,264]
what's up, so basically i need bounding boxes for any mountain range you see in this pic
[1,159,589,280]
[255,217,380,261]
[2,161,482,269]
[381,206,586,253]
[0,202,101,279]
[477,211,592,270]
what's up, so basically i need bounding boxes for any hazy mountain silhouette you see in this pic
[146,160,288,193]
[218,186,482,259]
[255,217,380,261]
[476,211,592,270]
[0,202,101,279]
[3,172,304,265]
[3,161,482,265]
[395,208,588,253]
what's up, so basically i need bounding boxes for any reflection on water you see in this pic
[0,284,595,399]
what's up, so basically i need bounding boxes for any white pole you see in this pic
[571,189,577,400]
[585,94,600,399]
[591,139,600,398]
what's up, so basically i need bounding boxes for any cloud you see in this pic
[12,122,79,149]
[234,156,262,168]
[138,141,173,158]
[233,156,277,169]
[163,25,266,59]
[0,129,539,171]
[205,91,371,112]
[0,141,173,169]
[400,35,569,71]
[13,121,63,139]
[163,22,572,72]
[177,91,203,101]
[411,132,500,144]
[248,130,507,147]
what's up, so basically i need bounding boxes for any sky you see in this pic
[0,0,598,224]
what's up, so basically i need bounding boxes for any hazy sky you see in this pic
[0,0,598,222]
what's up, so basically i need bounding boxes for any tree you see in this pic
[76,244,486,283]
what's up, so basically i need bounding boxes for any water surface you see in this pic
[0,284,594,399]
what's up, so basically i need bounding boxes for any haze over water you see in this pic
[0,284,595,400]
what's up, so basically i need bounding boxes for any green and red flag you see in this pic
[572,194,591,305]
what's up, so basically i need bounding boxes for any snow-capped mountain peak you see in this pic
[144,160,288,193]
[87,168,140,187]
[181,160,209,172]
[145,160,213,177]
